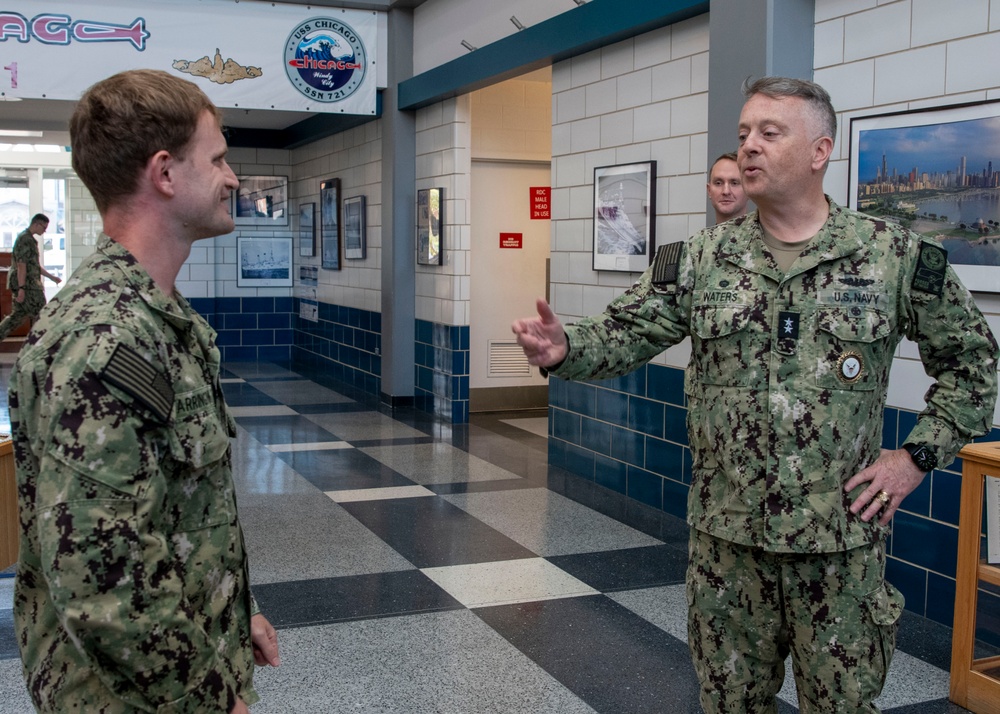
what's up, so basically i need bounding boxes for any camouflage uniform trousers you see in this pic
[686,528,904,713]
[0,288,45,341]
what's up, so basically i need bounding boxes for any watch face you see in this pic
[908,445,937,471]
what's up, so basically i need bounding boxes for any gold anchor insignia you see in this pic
[836,351,863,384]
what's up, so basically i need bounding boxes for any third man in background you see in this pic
[706,152,748,224]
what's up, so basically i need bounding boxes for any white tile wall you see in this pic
[843,2,911,62]
[471,77,552,163]
[549,19,709,331]
[415,94,472,325]
[292,119,384,312]
[912,0,990,45]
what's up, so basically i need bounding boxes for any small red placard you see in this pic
[499,232,523,249]
[530,186,550,219]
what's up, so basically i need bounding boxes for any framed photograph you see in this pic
[849,101,1000,293]
[233,175,288,226]
[344,195,367,260]
[320,177,341,270]
[298,202,315,257]
[593,161,656,272]
[417,187,443,266]
[237,237,292,287]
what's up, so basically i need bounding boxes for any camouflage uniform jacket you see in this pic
[8,227,43,294]
[551,199,998,553]
[11,234,259,712]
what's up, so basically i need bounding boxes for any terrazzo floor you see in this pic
[0,359,987,712]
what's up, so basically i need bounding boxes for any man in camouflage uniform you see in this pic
[0,213,62,342]
[513,77,998,712]
[11,70,279,713]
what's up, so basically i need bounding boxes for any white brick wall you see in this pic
[290,122,383,314]
[815,0,1000,425]
[471,74,552,163]
[415,95,472,326]
[549,14,710,368]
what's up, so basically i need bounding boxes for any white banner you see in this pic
[0,0,378,115]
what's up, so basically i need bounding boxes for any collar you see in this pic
[720,197,866,281]
[96,234,194,331]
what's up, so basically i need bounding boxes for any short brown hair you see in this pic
[709,152,738,178]
[70,69,222,213]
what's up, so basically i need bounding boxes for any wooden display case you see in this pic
[949,441,1000,714]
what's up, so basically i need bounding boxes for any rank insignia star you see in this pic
[777,310,799,339]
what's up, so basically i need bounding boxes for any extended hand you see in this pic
[844,448,928,526]
[511,298,568,368]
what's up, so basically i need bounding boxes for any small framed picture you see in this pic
[299,202,315,257]
[593,161,656,272]
[233,175,288,226]
[320,177,341,270]
[237,237,293,287]
[417,187,443,266]
[344,195,367,260]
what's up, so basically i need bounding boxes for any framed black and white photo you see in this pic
[320,177,341,270]
[233,175,288,226]
[849,101,1000,293]
[593,161,656,272]
[298,202,315,257]
[344,195,367,260]
[237,237,292,287]
[417,187,443,266]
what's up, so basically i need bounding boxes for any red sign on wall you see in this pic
[500,232,523,249]
[530,186,550,219]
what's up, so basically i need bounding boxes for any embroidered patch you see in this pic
[651,241,683,286]
[777,311,799,340]
[100,343,174,423]
[911,243,947,297]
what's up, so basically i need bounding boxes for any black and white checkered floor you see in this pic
[0,361,982,712]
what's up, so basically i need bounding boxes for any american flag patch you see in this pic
[100,343,174,423]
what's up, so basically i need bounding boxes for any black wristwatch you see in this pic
[903,443,938,472]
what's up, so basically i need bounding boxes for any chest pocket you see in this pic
[167,386,232,468]
[815,306,894,391]
[166,386,236,532]
[691,304,755,387]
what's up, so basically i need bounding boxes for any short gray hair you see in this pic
[742,76,837,143]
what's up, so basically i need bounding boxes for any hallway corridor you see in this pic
[0,360,980,713]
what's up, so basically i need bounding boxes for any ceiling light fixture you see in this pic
[510,16,525,31]
[0,129,42,137]
[460,40,477,52]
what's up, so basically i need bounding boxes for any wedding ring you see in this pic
[876,490,890,505]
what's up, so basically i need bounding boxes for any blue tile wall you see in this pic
[547,363,1000,629]
[292,299,382,396]
[413,319,469,423]
[189,297,293,363]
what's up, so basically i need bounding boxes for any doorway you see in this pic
[469,160,551,412]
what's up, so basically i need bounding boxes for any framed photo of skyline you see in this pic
[593,161,656,272]
[849,101,1000,293]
